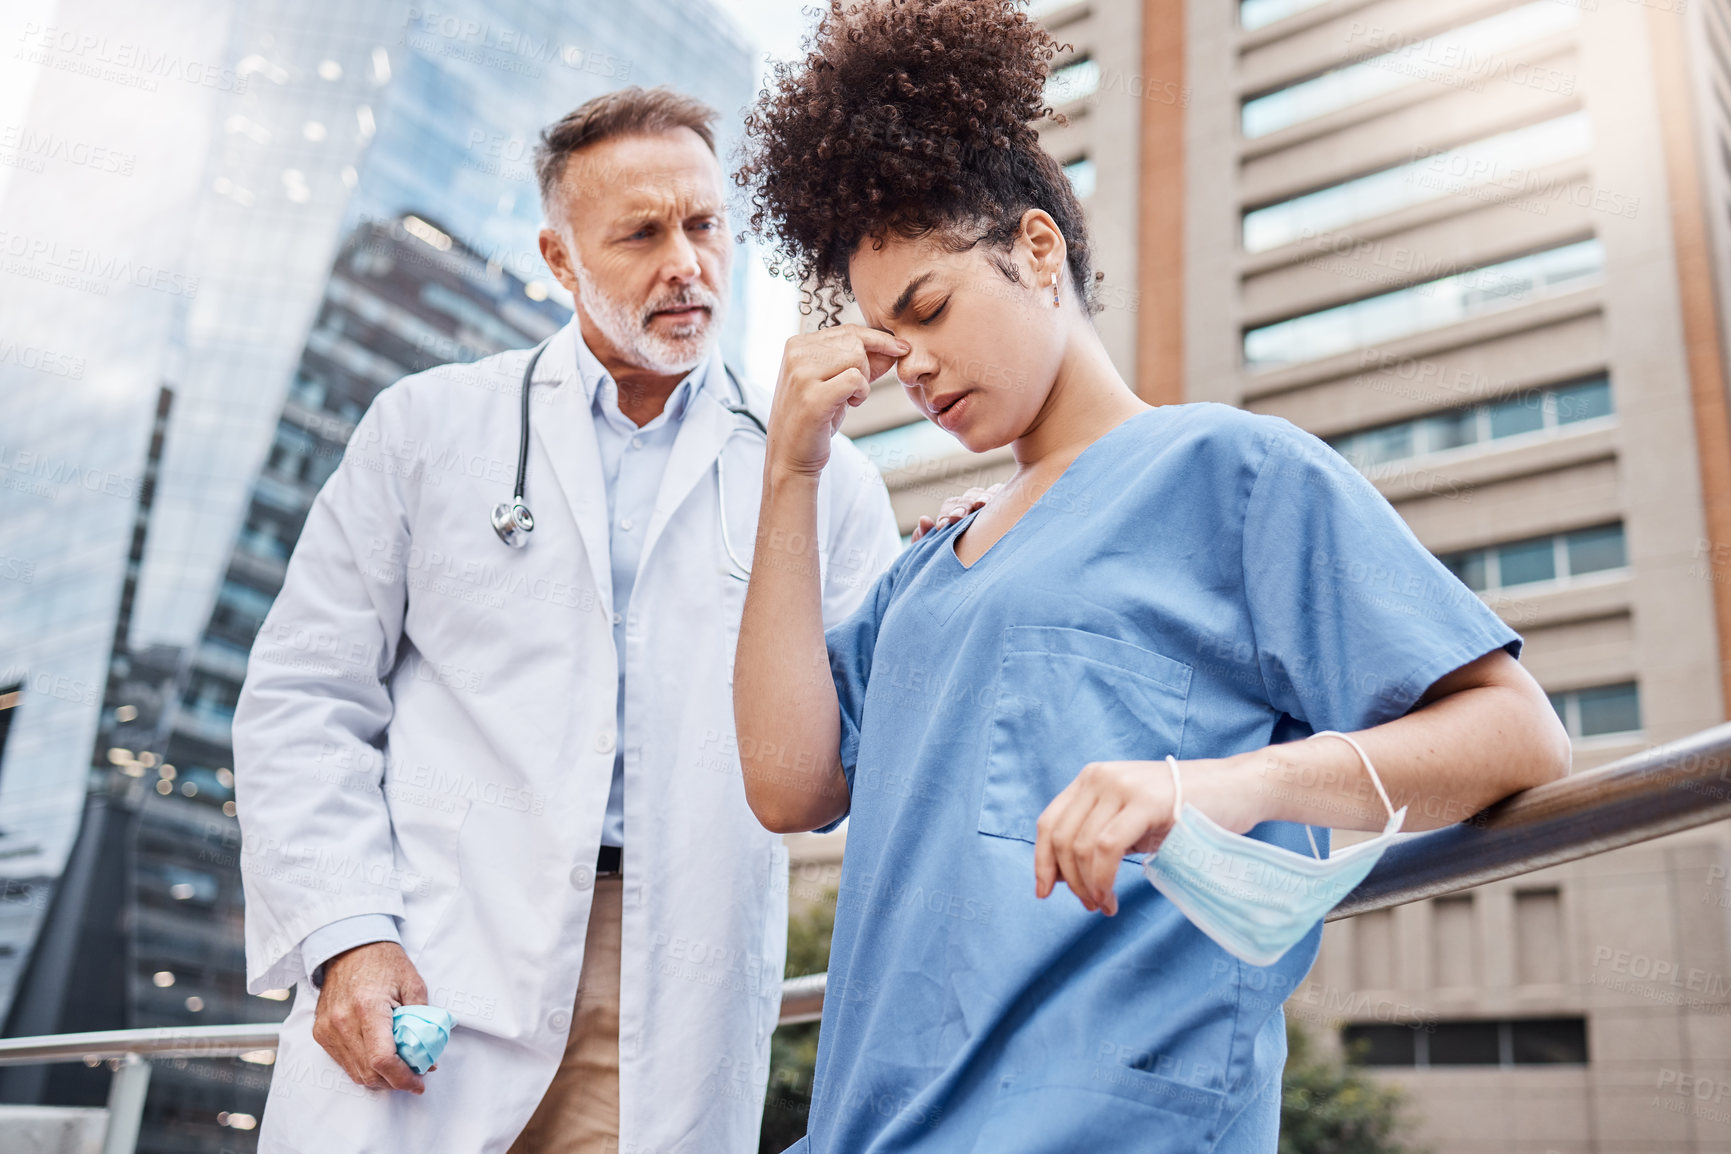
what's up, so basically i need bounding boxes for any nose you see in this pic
[896,340,937,394]
[664,230,702,284]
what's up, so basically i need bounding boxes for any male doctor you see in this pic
[234,87,905,1152]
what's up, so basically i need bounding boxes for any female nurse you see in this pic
[732,1,1572,1150]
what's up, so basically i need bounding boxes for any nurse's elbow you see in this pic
[742,784,808,835]
[750,802,808,836]
[741,760,847,835]
[1531,694,1573,787]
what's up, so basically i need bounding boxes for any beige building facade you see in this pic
[795,0,1731,1149]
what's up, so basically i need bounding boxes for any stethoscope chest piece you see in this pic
[491,500,534,548]
[491,338,763,557]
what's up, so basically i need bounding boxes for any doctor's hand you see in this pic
[769,326,908,479]
[314,941,430,1094]
[910,482,1004,543]
[1033,757,1262,916]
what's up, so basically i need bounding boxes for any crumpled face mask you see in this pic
[1141,730,1406,967]
[393,1005,455,1075]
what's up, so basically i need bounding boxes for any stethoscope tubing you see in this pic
[499,340,767,576]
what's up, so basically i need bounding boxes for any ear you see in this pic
[1018,209,1068,284]
[539,227,579,299]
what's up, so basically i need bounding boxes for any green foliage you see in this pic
[1280,1020,1423,1154]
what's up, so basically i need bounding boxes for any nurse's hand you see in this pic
[314,941,429,1094]
[769,326,909,479]
[1034,757,1260,916]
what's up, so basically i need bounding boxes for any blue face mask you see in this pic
[393,1004,455,1075]
[1141,730,1405,967]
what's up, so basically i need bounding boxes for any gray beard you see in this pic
[572,262,723,377]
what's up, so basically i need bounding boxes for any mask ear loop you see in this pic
[1305,730,1398,860]
[1163,754,1184,825]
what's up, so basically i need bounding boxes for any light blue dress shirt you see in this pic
[576,334,707,848]
[302,335,705,984]
[791,404,1521,1152]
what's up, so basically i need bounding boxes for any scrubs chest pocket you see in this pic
[979,626,1191,845]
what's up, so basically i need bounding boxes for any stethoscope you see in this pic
[490,340,769,580]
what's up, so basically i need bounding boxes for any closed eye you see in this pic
[918,299,948,326]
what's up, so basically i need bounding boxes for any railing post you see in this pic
[100,1054,151,1154]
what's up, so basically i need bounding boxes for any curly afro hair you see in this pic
[735,0,1103,320]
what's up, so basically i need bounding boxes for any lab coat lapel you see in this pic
[638,356,734,574]
[530,323,613,607]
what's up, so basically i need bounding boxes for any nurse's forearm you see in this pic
[1209,651,1571,834]
[733,465,851,834]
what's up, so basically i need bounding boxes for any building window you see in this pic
[1548,682,1642,740]
[182,672,241,726]
[1244,239,1604,369]
[1240,0,1331,32]
[1345,1018,1588,1067]
[1242,112,1593,253]
[236,512,295,565]
[1353,908,1398,989]
[1045,56,1100,106]
[1514,888,1564,985]
[1241,2,1581,139]
[1437,523,1626,595]
[1063,155,1098,200]
[1431,894,1476,987]
[210,579,277,641]
[1330,375,1612,471]
[288,372,327,410]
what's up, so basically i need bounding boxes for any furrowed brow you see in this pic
[888,272,936,323]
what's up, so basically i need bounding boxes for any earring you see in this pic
[1051,273,1060,308]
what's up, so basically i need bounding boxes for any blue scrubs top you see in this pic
[795,404,1521,1153]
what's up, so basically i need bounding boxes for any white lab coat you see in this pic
[234,319,900,1153]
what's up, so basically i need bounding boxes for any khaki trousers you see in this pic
[507,875,622,1154]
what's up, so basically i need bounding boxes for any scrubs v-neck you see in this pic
[794,403,1521,1153]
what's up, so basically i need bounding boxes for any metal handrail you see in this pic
[2,723,1726,1073]
[1329,719,1731,918]
[0,1023,282,1067]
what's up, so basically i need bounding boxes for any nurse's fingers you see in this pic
[1086,800,1171,916]
[1034,791,1075,904]
[910,515,937,543]
[1069,790,1141,917]
[1036,777,1109,910]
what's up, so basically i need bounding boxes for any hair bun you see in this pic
[738,0,1100,315]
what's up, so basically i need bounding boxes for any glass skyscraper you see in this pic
[0,1,754,1150]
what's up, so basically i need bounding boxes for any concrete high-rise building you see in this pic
[824,0,1731,1148]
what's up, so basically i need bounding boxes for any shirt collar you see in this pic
[572,327,714,425]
